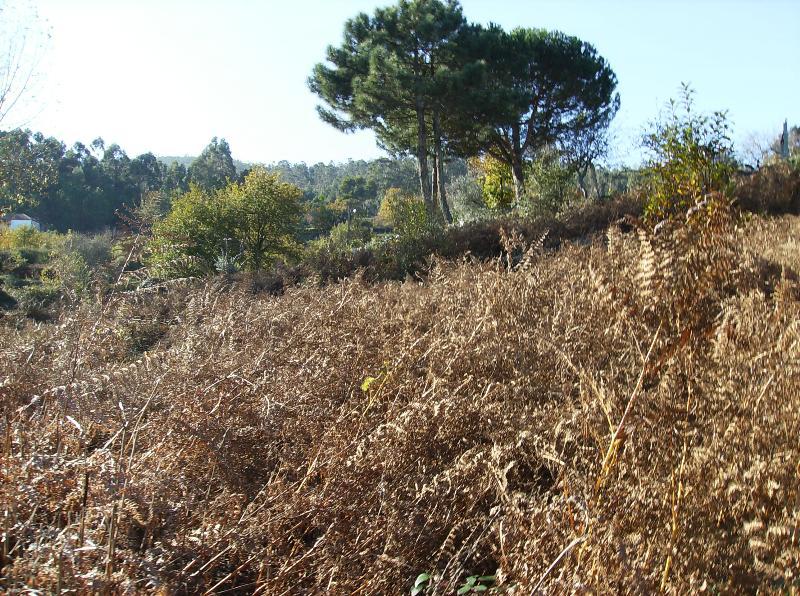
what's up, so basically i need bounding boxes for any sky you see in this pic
[15,0,800,166]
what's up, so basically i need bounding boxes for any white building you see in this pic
[2,213,41,231]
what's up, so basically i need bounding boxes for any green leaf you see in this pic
[457,586,471,595]
[414,573,431,587]
[473,586,488,592]
[411,572,431,595]
[361,376,377,392]
[478,575,496,583]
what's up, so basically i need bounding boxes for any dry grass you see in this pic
[1,204,799,594]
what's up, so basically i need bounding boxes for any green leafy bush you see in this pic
[643,84,736,220]
[327,219,373,249]
[42,250,92,302]
[378,194,443,277]
[147,167,303,277]
[63,231,114,268]
[522,148,580,216]
[0,226,56,251]
[0,249,25,273]
[446,175,489,224]
[0,227,62,266]
[469,155,515,210]
[10,279,61,320]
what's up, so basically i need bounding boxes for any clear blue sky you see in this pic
[26,0,800,166]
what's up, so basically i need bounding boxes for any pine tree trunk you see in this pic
[511,156,525,206]
[588,162,599,199]
[416,100,432,207]
[433,110,452,223]
[432,152,439,204]
[511,124,525,206]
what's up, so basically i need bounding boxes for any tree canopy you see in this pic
[309,0,619,212]
[309,0,467,221]
[188,137,238,192]
[471,27,619,202]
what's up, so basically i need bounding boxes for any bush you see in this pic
[147,168,303,277]
[469,155,515,209]
[446,175,489,224]
[327,219,373,249]
[63,231,114,268]
[42,250,92,302]
[0,226,61,251]
[735,163,800,215]
[0,249,25,273]
[378,194,443,277]
[521,149,580,216]
[643,84,736,220]
[9,279,61,320]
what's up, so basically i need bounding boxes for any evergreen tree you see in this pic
[309,0,466,221]
[470,28,620,203]
[188,137,237,192]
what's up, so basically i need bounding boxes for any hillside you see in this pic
[1,208,799,593]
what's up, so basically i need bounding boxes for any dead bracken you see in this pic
[1,205,799,593]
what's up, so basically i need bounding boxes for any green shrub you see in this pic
[643,84,736,221]
[0,227,63,270]
[42,250,92,302]
[377,196,443,278]
[0,249,25,273]
[522,148,580,216]
[391,195,439,239]
[0,226,59,252]
[446,175,489,224]
[306,245,376,283]
[9,279,61,320]
[304,218,376,282]
[147,168,303,277]
[327,219,373,249]
[63,231,114,268]
[469,155,515,209]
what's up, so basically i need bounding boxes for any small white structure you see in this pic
[2,213,41,231]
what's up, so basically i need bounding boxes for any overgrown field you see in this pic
[1,206,799,593]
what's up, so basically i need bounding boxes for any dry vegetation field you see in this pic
[1,205,799,593]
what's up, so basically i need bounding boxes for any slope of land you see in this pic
[1,208,798,593]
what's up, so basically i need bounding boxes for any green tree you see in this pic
[309,0,466,220]
[129,152,165,193]
[462,27,619,204]
[147,167,302,276]
[162,161,189,195]
[468,154,514,209]
[524,147,579,214]
[376,187,410,226]
[338,175,377,220]
[188,137,237,192]
[378,188,433,239]
[0,129,62,210]
[306,196,339,235]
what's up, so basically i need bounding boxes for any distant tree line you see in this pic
[0,129,468,234]
[0,131,239,231]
